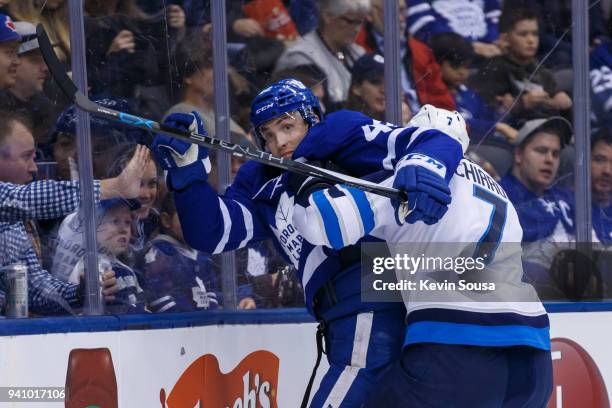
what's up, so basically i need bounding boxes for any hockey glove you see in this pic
[392,154,451,225]
[151,111,211,191]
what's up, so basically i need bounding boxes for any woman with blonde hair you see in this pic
[8,0,71,64]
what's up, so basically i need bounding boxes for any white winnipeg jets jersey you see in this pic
[294,159,550,350]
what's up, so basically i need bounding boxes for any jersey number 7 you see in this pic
[472,185,508,264]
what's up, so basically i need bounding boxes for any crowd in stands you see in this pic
[0,0,610,316]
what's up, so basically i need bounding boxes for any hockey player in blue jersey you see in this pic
[151,79,469,407]
[292,158,553,406]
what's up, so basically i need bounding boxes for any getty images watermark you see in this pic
[360,242,541,303]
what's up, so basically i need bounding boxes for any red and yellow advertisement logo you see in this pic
[161,350,279,408]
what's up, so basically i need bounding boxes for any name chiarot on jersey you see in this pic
[456,159,508,199]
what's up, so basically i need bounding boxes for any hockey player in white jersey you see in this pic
[293,147,553,406]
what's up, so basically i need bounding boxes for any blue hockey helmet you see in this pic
[250,78,322,146]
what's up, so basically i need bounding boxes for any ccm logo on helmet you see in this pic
[256,103,274,114]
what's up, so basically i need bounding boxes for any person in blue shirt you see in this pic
[590,42,612,130]
[140,193,257,312]
[151,78,469,407]
[591,128,612,245]
[499,117,574,243]
[499,116,575,298]
[406,0,502,59]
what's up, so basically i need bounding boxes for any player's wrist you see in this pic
[395,153,447,180]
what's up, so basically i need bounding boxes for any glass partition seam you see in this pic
[68,0,103,315]
[211,0,238,310]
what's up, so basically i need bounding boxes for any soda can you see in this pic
[4,263,28,318]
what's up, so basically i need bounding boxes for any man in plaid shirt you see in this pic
[0,110,150,314]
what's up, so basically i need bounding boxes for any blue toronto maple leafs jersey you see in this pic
[174,109,465,319]
[590,43,612,129]
[499,173,575,243]
[140,234,222,312]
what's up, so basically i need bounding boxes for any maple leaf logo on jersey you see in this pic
[270,192,303,268]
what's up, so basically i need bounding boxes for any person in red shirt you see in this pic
[354,0,455,113]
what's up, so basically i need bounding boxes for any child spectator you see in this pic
[140,194,257,312]
[407,0,502,59]
[69,198,146,314]
[503,0,610,69]
[240,241,305,309]
[469,8,572,124]
[430,32,517,143]
[345,53,412,124]
[274,0,370,110]
[591,128,612,245]
[106,144,160,252]
[139,194,220,312]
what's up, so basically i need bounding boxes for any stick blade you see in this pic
[36,24,78,102]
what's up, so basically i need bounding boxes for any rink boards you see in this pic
[0,309,608,407]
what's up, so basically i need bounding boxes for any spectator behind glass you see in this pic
[139,193,256,312]
[0,22,58,148]
[241,0,299,43]
[166,32,247,137]
[499,117,574,243]
[590,42,612,130]
[499,118,576,298]
[591,128,612,245]
[288,0,318,36]
[48,98,150,181]
[503,0,610,69]
[270,65,328,114]
[135,0,204,31]
[237,240,305,309]
[231,36,286,91]
[84,0,185,118]
[0,110,121,315]
[407,0,502,59]
[430,32,517,144]
[345,53,412,125]
[48,143,156,282]
[469,8,572,124]
[68,198,146,314]
[274,0,370,110]
[106,143,160,252]
[0,13,20,91]
[355,0,455,113]
[8,0,71,65]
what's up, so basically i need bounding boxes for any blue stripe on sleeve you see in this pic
[346,187,375,235]
[311,190,344,249]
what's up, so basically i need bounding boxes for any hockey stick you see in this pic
[36,25,406,202]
